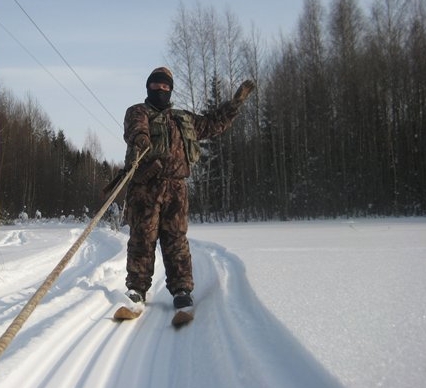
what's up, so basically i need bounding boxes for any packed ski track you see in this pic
[0,218,425,388]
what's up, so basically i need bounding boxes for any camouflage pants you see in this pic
[125,178,194,295]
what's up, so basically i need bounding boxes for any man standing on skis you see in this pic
[123,67,254,309]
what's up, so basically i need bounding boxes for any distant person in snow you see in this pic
[122,66,254,309]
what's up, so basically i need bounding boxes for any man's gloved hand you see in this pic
[134,133,151,153]
[232,80,255,106]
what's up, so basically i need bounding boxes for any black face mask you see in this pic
[147,89,172,110]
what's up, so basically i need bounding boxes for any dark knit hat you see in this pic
[146,67,173,90]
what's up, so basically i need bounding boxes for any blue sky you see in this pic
[0,0,373,163]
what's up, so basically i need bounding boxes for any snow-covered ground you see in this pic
[0,218,425,387]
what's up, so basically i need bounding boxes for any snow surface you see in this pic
[0,218,425,388]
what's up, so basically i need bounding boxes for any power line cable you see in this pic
[0,21,121,141]
[13,0,122,129]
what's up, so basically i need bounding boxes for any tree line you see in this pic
[1,0,425,223]
[0,90,121,221]
[168,0,425,221]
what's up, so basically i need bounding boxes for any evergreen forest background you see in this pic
[1,0,425,223]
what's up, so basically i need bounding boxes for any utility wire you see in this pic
[13,0,122,129]
[0,21,121,141]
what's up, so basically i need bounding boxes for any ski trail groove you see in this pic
[0,225,343,388]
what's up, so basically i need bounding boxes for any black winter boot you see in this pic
[125,289,145,303]
[173,290,193,309]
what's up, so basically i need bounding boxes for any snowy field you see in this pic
[0,218,425,388]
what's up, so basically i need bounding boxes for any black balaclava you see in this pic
[147,89,172,110]
[145,67,173,110]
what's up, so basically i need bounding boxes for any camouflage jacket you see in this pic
[123,100,239,180]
